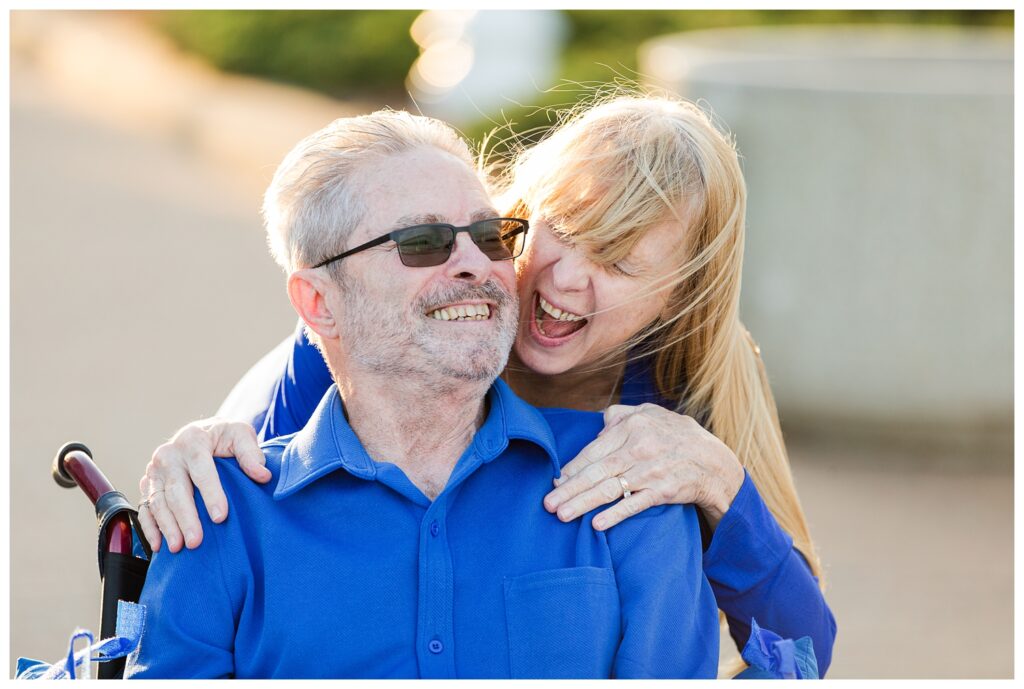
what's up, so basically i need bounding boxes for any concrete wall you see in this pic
[640,26,1013,445]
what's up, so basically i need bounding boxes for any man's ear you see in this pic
[287,268,341,342]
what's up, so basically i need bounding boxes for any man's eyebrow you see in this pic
[391,209,500,228]
[392,213,443,228]
[470,208,501,222]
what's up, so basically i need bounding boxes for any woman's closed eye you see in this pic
[608,261,639,277]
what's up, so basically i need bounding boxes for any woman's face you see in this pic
[513,216,682,376]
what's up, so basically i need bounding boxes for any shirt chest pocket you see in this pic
[503,566,621,679]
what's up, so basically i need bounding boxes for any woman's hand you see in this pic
[137,418,271,553]
[543,403,745,531]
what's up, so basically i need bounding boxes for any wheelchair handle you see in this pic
[52,441,91,489]
[53,442,116,502]
[52,442,133,555]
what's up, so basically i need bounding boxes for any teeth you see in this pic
[538,295,584,322]
[427,304,491,321]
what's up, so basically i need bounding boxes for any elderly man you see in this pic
[125,110,718,679]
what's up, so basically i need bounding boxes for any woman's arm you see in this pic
[543,403,836,675]
[703,471,837,675]
[138,418,268,553]
[137,321,333,552]
[219,319,335,441]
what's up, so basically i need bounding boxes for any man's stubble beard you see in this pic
[339,277,519,386]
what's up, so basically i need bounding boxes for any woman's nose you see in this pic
[550,248,591,293]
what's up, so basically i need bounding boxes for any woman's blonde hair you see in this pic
[498,90,824,585]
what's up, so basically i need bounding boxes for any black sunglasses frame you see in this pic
[311,217,530,269]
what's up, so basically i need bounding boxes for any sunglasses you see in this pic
[312,217,530,269]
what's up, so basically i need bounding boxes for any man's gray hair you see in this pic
[262,109,476,272]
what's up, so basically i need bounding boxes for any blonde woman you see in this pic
[138,94,835,675]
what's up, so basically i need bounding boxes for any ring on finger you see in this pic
[139,488,165,510]
[617,476,631,500]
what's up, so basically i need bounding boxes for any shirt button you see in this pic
[428,638,444,654]
[429,520,440,537]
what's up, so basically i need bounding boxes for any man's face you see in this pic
[329,147,519,387]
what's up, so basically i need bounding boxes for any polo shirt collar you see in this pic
[273,378,560,500]
[470,377,560,474]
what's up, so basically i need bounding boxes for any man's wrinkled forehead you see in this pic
[345,146,496,244]
[390,208,500,229]
[350,207,499,246]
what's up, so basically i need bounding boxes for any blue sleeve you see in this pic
[704,471,837,676]
[607,505,719,678]
[216,320,334,441]
[124,497,240,678]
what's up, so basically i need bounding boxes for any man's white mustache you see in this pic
[419,281,515,313]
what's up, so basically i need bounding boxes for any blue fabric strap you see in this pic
[15,601,146,680]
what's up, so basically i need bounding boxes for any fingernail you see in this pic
[557,508,574,522]
[593,517,606,530]
[185,530,197,545]
[553,476,565,486]
[210,507,223,521]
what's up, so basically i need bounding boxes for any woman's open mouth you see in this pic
[530,293,587,344]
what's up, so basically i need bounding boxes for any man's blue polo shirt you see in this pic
[127,379,719,679]
[217,324,836,674]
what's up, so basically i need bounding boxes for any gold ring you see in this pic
[618,476,631,500]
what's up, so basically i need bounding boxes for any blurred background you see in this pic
[9,9,1013,678]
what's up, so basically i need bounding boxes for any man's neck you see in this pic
[504,350,626,412]
[334,367,491,501]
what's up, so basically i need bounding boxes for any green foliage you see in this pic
[150,8,1013,149]
[155,10,420,97]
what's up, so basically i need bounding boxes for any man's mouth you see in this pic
[533,294,587,339]
[426,303,492,321]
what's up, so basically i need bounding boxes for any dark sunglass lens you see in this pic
[502,220,527,258]
[471,220,526,260]
[396,225,453,267]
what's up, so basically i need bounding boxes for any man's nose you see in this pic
[444,232,493,284]
[551,247,591,293]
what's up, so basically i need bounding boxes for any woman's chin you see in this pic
[512,337,578,377]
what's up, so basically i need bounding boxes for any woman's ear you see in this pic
[287,268,341,342]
